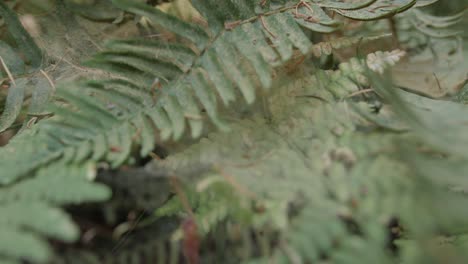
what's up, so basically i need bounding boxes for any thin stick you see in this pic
[260,15,276,38]
[0,55,16,87]
[346,88,375,98]
[215,167,257,200]
[40,69,56,93]
[111,210,147,254]
[26,117,38,129]
[58,57,90,72]
[48,52,68,72]
[170,176,195,218]
[433,73,443,92]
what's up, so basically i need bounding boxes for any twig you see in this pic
[215,166,257,200]
[111,210,147,254]
[0,55,16,87]
[433,73,442,92]
[293,1,318,22]
[295,0,314,15]
[260,15,276,38]
[26,117,38,129]
[40,69,56,93]
[346,88,375,98]
[170,176,195,218]
[56,56,90,72]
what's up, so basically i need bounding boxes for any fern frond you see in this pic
[0,162,110,263]
[0,44,405,263]
[311,49,405,98]
[161,96,405,263]
[0,3,45,133]
[0,0,420,180]
[408,8,466,38]
[350,3,465,50]
[0,2,42,68]
[0,227,51,264]
[0,0,396,173]
[1,1,462,263]
[332,0,417,21]
[154,179,250,236]
[154,50,468,263]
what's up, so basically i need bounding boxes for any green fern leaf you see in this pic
[334,0,417,20]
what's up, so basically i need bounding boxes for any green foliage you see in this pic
[0,0,425,178]
[0,2,42,68]
[0,161,110,263]
[0,2,44,133]
[160,64,468,263]
[0,0,467,263]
